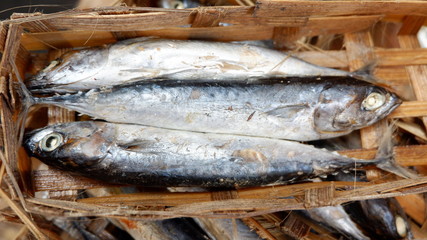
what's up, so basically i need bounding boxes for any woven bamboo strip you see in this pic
[0,23,8,53]
[255,0,427,17]
[242,217,278,240]
[389,101,427,118]
[398,16,427,133]
[24,177,427,219]
[10,7,383,32]
[374,67,409,82]
[19,15,380,50]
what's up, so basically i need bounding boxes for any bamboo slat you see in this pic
[339,144,427,166]
[0,23,8,53]
[242,217,279,240]
[389,101,427,118]
[17,10,194,32]
[272,27,300,49]
[9,6,383,33]
[20,26,274,50]
[296,15,381,37]
[32,170,121,192]
[23,177,427,219]
[0,24,22,78]
[396,194,425,225]
[398,17,427,133]
[376,48,427,66]
[19,15,381,51]
[374,67,410,83]
[254,0,427,17]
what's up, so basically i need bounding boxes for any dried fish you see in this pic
[31,77,401,141]
[24,121,395,187]
[307,205,370,240]
[27,38,351,93]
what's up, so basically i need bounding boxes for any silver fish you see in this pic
[307,206,370,240]
[27,37,350,93]
[32,77,401,141]
[24,121,390,187]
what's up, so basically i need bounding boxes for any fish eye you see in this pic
[40,132,63,152]
[362,92,386,111]
[395,215,407,237]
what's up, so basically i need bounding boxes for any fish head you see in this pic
[27,47,108,91]
[361,198,412,239]
[24,122,111,171]
[314,80,401,133]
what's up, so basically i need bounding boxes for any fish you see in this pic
[306,205,370,240]
[31,77,401,141]
[336,172,413,240]
[24,121,394,187]
[26,37,351,93]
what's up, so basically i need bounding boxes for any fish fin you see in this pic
[14,80,36,142]
[375,121,419,179]
[119,140,159,150]
[349,61,380,84]
[14,81,35,108]
[266,104,309,119]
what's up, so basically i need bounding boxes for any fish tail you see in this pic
[15,81,35,107]
[374,121,419,179]
[14,81,36,145]
[349,61,379,83]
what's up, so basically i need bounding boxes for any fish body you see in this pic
[24,121,386,187]
[359,198,412,240]
[33,77,401,141]
[307,206,370,240]
[27,38,351,93]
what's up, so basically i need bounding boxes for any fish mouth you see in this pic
[23,137,37,157]
[373,92,402,120]
[23,129,44,157]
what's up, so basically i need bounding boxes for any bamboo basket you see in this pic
[1,1,427,239]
